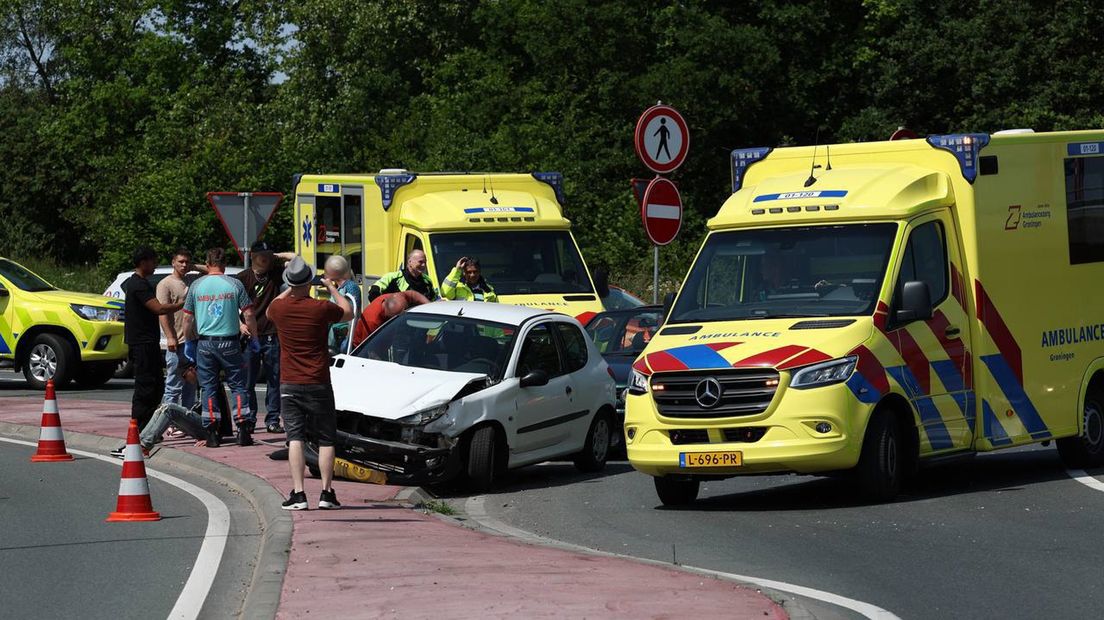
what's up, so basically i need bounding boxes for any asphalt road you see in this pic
[0,441,207,619]
[466,449,1104,620]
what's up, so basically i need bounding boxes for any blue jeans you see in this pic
[162,350,196,411]
[197,338,253,428]
[245,333,281,427]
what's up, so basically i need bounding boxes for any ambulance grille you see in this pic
[651,369,779,418]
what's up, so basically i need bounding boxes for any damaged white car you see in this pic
[318,301,617,490]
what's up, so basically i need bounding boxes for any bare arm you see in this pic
[243,306,259,339]
[159,314,178,351]
[324,278,354,322]
[144,297,184,316]
[181,312,195,340]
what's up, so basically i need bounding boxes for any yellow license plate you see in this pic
[679,451,743,468]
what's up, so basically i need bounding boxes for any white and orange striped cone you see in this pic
[106,419,161,522]
[30,379,74,462]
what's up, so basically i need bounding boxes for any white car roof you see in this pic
[408,301,560,326]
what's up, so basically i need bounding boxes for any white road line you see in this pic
[1066,468,1104,493]
[465,496,900,619]
[0,437,229,620]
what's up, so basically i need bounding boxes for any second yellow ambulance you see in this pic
[626,129,1104,504]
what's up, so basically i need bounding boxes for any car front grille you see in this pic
[669,429,710,445]
[722,427,768,443]
[651,369,779,418]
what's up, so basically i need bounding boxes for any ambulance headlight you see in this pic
[627,369,650,395]
[398,404,449,427]
[790,356,858,389]
[71,304,123,322]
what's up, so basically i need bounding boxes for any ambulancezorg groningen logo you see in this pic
[694,377,723,408]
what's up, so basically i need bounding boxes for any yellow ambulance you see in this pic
[291,171,605,319]
[625,129,1104,504]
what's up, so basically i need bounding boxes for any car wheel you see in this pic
[856,412,903,502]
[74,362,117,389]
[1058,384,1104,468]
[573,409,611,473]
[654,477,700,506]
[23,333,75,389]
[466,425,497,492]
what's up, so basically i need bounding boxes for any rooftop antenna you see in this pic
[482,175,488,194]
[804,127,822,187]
[488,175,499,204]
[825,144,832,171]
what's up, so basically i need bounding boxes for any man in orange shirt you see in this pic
[350,290,429,349]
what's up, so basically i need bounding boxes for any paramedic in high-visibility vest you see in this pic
[441,256,498,303]
[367,249,438,302]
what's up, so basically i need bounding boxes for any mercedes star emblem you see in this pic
[694,377,723,408]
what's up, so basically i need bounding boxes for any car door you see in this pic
[886,215,972,452]
[551,321,596,450]
[511,322,573,454]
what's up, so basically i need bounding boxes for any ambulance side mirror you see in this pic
[663,292,676,319]
[0,287,8,297]
[896,280,933,323]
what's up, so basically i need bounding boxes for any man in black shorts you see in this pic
[266,257,352,510]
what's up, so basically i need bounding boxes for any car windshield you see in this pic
[0,259,55,292]
[669,224,897,323]
[586,309,665,355]
[430,230,594,295]
[353,313,518,378]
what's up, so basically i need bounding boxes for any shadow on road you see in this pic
[669,447,1083,512]
[429,461,636,499]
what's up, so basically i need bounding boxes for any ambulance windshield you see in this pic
[669,224,897,323]
[0,258,54,292]
[430,230,594,295]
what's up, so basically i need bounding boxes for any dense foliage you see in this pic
[3,0,1102,293]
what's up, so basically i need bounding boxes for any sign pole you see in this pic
[242,192,251,267]
[653,245,660,304]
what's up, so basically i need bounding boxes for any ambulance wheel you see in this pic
[573,409,611,473]
[465,425,498,492]
[654,477,700,506]
[1057,386,1104,468]
[74,362,116,389]
[856,412,903,502]
[23,333,75,389]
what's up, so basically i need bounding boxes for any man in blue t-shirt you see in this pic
[181,248,260,446]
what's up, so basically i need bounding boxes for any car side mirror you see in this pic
[519,369,550,388]
[895,280,933,323]
[662,292,676,319]
[592,266,610,299]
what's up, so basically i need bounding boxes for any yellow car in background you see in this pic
[0,257,126,389]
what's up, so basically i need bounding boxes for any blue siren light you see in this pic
[926,133,991,183]
[731,147,773,193]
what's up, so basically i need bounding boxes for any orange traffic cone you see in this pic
[30,379,74,462]
[106,419,161,522]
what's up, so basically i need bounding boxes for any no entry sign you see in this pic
[641,177,682,246]
[635,104,690,174]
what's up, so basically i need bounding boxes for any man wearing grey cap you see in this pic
[267,256,353,510]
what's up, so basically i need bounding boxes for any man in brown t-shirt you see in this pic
[238,240,296,434]
[158,248,196,412]
[267,256,352,510]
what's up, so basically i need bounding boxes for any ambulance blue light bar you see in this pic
[926,133,990,183]
[375,173,417,210]
[731,147,772,193]
[531,172,566,205]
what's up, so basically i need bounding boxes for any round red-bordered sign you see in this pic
[634,104,690,174]
[641,177,682,246]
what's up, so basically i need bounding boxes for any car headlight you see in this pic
[397,404,449,427]
[71,304,123,322]
[627,368,650,395]
[789,356,858,389]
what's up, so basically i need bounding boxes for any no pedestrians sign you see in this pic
[635,104,690,174]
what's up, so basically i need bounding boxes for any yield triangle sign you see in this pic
[206,192,283,261]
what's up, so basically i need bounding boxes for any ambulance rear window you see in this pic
[1066,157,1104,264]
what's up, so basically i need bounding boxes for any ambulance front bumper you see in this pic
[77,322,128,362]
[624,382,868,478]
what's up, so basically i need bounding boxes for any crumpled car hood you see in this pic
[332,356,487,421]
